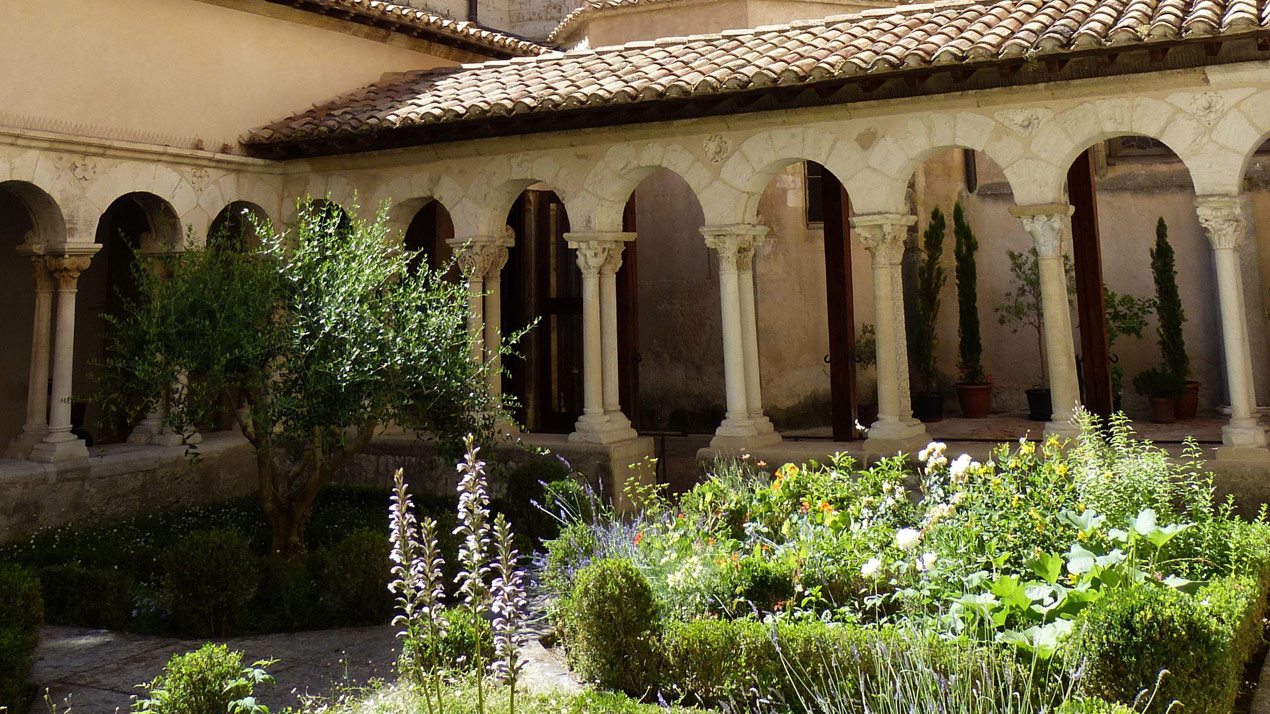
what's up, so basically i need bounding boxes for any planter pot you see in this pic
[1149,396,1177,424]
[1026,388,1052,422]
[914,392,945,423]
[1175,381,1201,420]
[955,383,993,419]
[857,403,879,428]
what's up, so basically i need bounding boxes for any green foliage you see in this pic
[1132,367,1185,399]
[855,324,877,369]
[162,528,259,637]
[559,559,660,692]
[132,643,274,714]
[912,208,947,394]
[313,527,393,625]
[1075,575,1268,714]
[94,198,506,556]
[35,563,132,629]
[1150,217,1188,379]
[1103,288,1155,399]
[0,564,42,714]
[996,247,1076,386]
[952,203,987,384]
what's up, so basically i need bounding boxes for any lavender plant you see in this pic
[454,434,493,714]
[491,514,528,714]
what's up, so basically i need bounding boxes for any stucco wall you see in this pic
[0,0,448,153]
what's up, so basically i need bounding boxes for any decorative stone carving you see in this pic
[570,240,621,275]
[1195,195,1248,250]
[456,243,508,279]
[29,255,53,290]
[188,167,211,191]
[704,134,731,164]
[44,255,92,287]
[996,108,1052,137]
[852,214,915,264]
[1188,91,1226,126]
[1017,212,1069,256]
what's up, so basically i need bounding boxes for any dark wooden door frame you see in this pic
[1068,149,1113,420]
[822,168,860,441]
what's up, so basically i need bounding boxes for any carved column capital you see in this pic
[1009,204,1073,257]
[1195,195,1251,251]
[851,214,915,264]
[28,255,54,290]
[44,255,92,289]
[701,225,769,270]
[566,233,633,276]
[453,242,509,280]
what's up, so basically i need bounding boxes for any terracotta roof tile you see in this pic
[245,0,1270,148]
[267,0,546,57]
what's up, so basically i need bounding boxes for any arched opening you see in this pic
[400,198,456,276]
[0,181,63,453]
[208,201,269,251]
[1059,138,1225,435]
[502,187,580,432]
[79,192,181,444]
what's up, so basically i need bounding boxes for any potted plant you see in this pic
[996,247,1076,421]
[952,204,991,418]
[1150,218,1197,418]
[1133,366,1186,423]
[855,324,879,427]
[911,208,946,422]
[1104,287,1155,412]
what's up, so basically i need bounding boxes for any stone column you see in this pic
[453,240,506,366]
[483,246,510,398]
[852,214,929,455]
[1195,195,1269,460]
[30,250,97,463]
[566,234,637,444]
[6,253,54,459]
[735,227,780,439]
[1011,205,1080,439]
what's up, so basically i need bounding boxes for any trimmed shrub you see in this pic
[1076,575,1269,714]
[250,554,315,632]
[133,643,272,714]
[313,527,392,625]
[163,528,258,637]
[559,558,659,692]
[0,564,42,714]
[543,521,597,596]
[37,563,132,629]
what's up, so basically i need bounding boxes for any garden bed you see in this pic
[542,415,1270,713]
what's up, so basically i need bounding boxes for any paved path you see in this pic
[31,622,578,713]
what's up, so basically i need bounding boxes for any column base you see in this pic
[128,419,164,445]
[709,413,783,452]
[569,412,639,445]
[29,436,89,463]
[4,426,46,460]
[862,418,929,459]
[1222,421,1268,449]
[1043,419,1081,441]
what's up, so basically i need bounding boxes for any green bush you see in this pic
[559,558,659,692]
[133,643,273,714]
[37,563,132,629]
[250,554,315,632]
[0,564,42,714]
[163,529,258,637]
[499,458,572,544]
[1075,574,1269,714]
[314,527,392,625]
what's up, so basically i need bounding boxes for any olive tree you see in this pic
[96,199,503,556]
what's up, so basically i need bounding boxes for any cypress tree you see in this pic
[1150,217,1189,378]
[953,203,986,384]
[913,207,946,394]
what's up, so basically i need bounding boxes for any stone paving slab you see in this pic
[31,622,579,714]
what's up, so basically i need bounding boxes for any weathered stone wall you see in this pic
[0,432,256,543]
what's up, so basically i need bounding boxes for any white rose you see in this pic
[861,557,882,579]
[895,528,922,551]
[949,453,974,481]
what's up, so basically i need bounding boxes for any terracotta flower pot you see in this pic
[1175,381,1200,420]
[914,392,945,423]
[955,383,992,419]
[1149,396,1177,424]
[1026,388,1051,422]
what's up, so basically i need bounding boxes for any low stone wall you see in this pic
[0,431,256,542]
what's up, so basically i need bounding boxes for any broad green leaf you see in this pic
[1026,552,1064,584]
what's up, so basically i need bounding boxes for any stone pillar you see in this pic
[1011,205,1081,439]
[30,250,98,463]
[1195,195,1269,460]
[566,233,638,445]
[483,248,509,398]
[702,226,781,451]
[453,240,508,367]
[6,253,55,459]
[852,214,929,456]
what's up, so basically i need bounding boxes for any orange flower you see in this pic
[819,502,835,513]
[634,531,644,546]
[800,501,810,514]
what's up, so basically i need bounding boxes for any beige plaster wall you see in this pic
[0,0,449,153]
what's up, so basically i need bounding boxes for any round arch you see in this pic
[0,181,67,245]
[208,201,271,251]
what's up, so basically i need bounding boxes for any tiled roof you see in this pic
[244,0,1269,148]
[266,0,547,57]
[546,0,665,44]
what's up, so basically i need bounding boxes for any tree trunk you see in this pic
[266,499,311,559]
